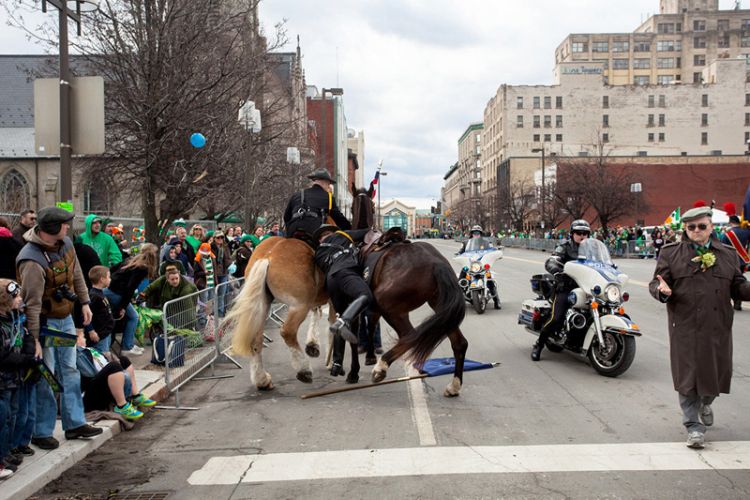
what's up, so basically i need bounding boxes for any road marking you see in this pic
[187,441,750,484]
[405,365,437,446]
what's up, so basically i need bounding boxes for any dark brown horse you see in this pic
[344,185,469,396]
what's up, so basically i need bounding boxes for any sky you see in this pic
[0,0,739,209]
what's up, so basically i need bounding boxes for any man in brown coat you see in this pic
[650,205,750,449]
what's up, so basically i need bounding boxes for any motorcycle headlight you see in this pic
[470,262,482,273]
[604,285,621,303]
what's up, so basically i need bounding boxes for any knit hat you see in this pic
[173,218,187,228]
[206,230,215,239]
[240,234,253,244]
[196,242,215,262]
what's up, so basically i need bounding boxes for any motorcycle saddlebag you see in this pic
[530,274,555,299]
[518,299,551,330]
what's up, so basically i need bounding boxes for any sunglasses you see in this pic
[686,223,709,231]
[6,281,20,297]
[572,231,590,236]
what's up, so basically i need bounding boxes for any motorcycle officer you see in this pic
[283,169,351,244]
[531,219,591,361]
[457,225,500,309]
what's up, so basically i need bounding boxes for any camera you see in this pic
[53,284,78,303]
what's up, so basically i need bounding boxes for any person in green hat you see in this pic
[79,214,123,268]
[233,234,254,278]
[186,224,204,254]
[248,226,269,249]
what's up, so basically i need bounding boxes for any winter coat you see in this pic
[233,245,252,278]
[108,266,150,314]
[0,227,22,280]
[142,275,198,310]
[650,234,750,396]
[211,242,232,277]
[78,214,123,268]
[73,241,102,289]
[0,315,35,390]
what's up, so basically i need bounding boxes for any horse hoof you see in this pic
[365,356,377,366]
[443,377,462,397]
[305,343,320,358]
[346,374,359,384]
[296,370,313,384]
[330,363,346,377]
[372,370,386,383]
[258,382,275,391]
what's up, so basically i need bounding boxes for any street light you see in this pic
[377,160,387,229]
[630,182,643,225]
[238,99,262,228]
[41,0,99,205]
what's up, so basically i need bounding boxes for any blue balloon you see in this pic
[190,132,206,148]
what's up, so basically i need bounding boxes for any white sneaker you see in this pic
[0,467,13,480]
[687,431,705,449]
[122,346,144,356]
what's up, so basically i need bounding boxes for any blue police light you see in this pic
[568,292,577,306]
[592,285,602,295]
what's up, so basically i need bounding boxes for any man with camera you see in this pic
[16,207,103,449]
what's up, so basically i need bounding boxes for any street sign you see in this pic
[34,76,105,156]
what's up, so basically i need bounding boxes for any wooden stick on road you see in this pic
[300,373,429,399]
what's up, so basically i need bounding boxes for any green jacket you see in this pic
[79,214,123,268]
[143,275,198,309]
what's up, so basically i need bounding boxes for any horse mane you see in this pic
[351,187,374,230]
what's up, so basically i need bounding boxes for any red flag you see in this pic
[372,171,380,185]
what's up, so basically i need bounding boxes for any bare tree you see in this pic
[499,177,536,231]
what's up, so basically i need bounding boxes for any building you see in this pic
[347,128,366,187]
[445,123,485,231]
[379,199,416,237]
[556,0,750,86]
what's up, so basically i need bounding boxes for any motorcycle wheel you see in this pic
[588,332,636,377]
[545,340,564,353]
[471,289,486,314]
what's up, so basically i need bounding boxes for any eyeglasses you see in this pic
[6,281,20,297]
[572,231,590,236]
[686,223,709,231]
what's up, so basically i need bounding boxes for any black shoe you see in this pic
[2,461,17,472]
[11,446,35,456]
[329,318,359,344]
[375,347,384,355]
[31,436,59,450]
[330,362,346,377]
[734,302,742,311]
[65,424,103,440]
[494,300,501,310]
[531,342,543,362]
[4,454,22,466]
[357,346,366,355]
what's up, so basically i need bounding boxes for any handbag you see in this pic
[151,334,186,368]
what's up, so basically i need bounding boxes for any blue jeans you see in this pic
[11,381,35,449]
[92,335,112,353]
[0,389,18,459]
[216,275,229,316]
[35,316,86,436]
[103,289,138,350]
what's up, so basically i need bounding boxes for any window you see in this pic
[0,169,31,214]
[699,113,708,126]
[746,93,750,106]
[657,57,675,68]
[693,20,706,31]
[533,115,540,128]
[592,41,609,52]
[612,58,629,69]
[657,40,681,51]
[555,134,563,142]
[556,115,563,128]
[659,114,666,126]
[555,96,563,109]
[602,95,609,108]
[578,151,590,157]
[633,41,651,52]
[745,112,750,126]
[594,59,609,69]
[648,95,655,107]
[718,35,730,48]
[648,133,655,142]
[648,114,655,126]
[544,115,552,128]
[694,36,706,49]
[533,134,540,142]
[743,19,750,30]
[476,134,481,143]
[516,115,524,128]
[676,23,682,33]
[694,72,703,83]
[637,151,648,156]
[702,94,709,107]
[633,58,651,69]
[602,133,609,143]
[701,132,708,145]
[544,96,551,109]
[516,96,523,109]
[634,75,650,85]
[659,132,665,142]
[602,114,609,127]
[659,95,666,107]
[533,96,540,109]
[475,145,481,154]
[611,40,629,52]
[658,23,675,34]
[572,42,588,53]
[694,54,706,66]
[544,134,551,142]
[676,57,682,68]
[745,131,749,143]
[718,19,730,31]
[657,75,675,84]
[742,36,750,48]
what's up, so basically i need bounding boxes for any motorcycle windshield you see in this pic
[464,237,495,252]
[577,238,614,265]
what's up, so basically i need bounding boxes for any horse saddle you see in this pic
[359,227,409,285]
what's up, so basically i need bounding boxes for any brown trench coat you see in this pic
[649,234,750,396]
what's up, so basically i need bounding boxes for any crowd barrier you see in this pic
[500,238,656,259]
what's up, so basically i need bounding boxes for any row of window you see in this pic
[532,134,564,143]
[516,115,565,128]
[574,35,750,55]
[529,132,716,146]
[516,96,563,109]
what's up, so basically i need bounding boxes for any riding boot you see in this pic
[734,299,742,311]
[531,341,543,361]
[330,295,369,344]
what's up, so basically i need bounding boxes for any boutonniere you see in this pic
[691,248,716,272]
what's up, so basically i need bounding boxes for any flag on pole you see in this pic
[743,182,750,223]
[372,171,380,185]
[664,207,680,226]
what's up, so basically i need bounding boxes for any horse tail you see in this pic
[226,259,271,357]
[390,261,465,366]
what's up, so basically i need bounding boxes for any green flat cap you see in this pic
[681,206,713,222]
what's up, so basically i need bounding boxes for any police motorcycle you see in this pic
[517,238,640,377]
[454,237,503,314]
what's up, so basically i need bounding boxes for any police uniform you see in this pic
[720,219,750,310]
[283,170,351,242]
[313,227,372,345]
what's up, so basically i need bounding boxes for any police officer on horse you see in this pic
[283,169,351,244]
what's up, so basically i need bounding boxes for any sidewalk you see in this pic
[0,353,167,500]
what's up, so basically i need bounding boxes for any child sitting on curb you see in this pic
[86,266,116,354]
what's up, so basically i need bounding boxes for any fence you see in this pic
[500,237,656,259]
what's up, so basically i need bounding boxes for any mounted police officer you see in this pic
[720,206,750,310]
[312,224,372,373]
[531,219,591,361]
[283,169,351,244]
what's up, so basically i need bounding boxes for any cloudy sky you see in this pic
[1,0,738,208]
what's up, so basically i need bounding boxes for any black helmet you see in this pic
[570,219,591,233]
[312,224,339,242]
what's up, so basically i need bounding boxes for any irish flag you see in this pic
[664,207,680,225]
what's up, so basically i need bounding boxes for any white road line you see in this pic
[405,365,437,446]
[187,441,750,484]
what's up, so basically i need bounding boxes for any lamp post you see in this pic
[319,87,344,183]
[377,160,387,229]
[238,99,261,228]
[41,0,99,205]
[531,147,546,230]
[630,182,643,225]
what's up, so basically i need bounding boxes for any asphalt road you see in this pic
[37,241,750,500]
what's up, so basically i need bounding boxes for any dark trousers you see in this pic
[537,290,569,347]
[327,268,373,317]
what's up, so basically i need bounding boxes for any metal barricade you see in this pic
[213,277,245,368]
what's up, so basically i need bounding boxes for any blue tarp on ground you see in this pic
[419,357,494,377]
